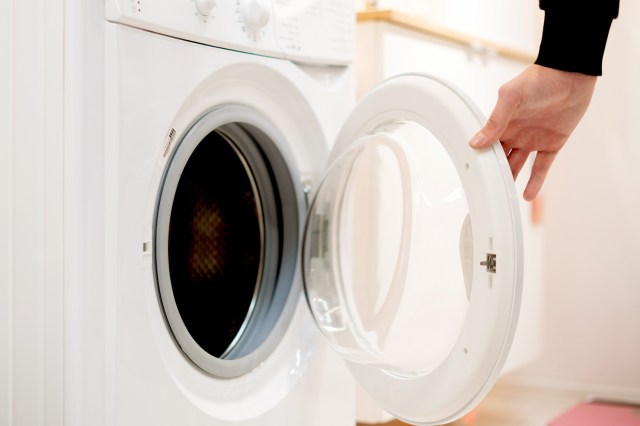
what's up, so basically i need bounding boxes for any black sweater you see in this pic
[536,0,620,75]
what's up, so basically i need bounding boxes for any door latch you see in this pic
[480,253,497,273]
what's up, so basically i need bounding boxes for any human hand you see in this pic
[469,65,597,201]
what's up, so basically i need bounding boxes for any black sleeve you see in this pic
[535,0,620,76]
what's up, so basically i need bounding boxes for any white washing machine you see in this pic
[64,1,522,425]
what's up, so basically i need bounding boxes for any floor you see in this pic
[357,382,589,426]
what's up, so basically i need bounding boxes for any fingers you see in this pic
[524,151,557,201]
[469,85,520,149]
[500,141,511,156]
[507,148,530,180]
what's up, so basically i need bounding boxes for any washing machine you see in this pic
[73,0,525,425]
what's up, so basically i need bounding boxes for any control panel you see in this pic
[105,0,353,66]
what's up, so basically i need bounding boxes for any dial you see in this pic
[195,0,216,16]
[239,0,271,35]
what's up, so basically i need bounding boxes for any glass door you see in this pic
[303,74,524,425]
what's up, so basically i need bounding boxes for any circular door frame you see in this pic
[305,73,524,425]
[140,62,332,421]
[153,107,301,377]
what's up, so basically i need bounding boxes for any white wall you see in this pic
[0,1,12,422]
[0,0,65,425]
[357,0,540,53]
[508,1,640,399]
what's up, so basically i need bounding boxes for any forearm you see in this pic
[536,0,620,76]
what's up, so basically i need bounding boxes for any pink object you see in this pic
[549,402,640,426]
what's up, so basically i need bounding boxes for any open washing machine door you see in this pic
[302,74,523,425]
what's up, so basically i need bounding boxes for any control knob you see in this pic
[195,0,216,16]
[239,0,271,35]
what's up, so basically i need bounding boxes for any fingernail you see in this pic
[469,132,486,148]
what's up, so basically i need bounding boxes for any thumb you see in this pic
[469,87,518,149]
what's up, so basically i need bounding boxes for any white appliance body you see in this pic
[104,29,355,426]
[66,0,358,424]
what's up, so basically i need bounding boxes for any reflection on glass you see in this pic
[303,121,471,377]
